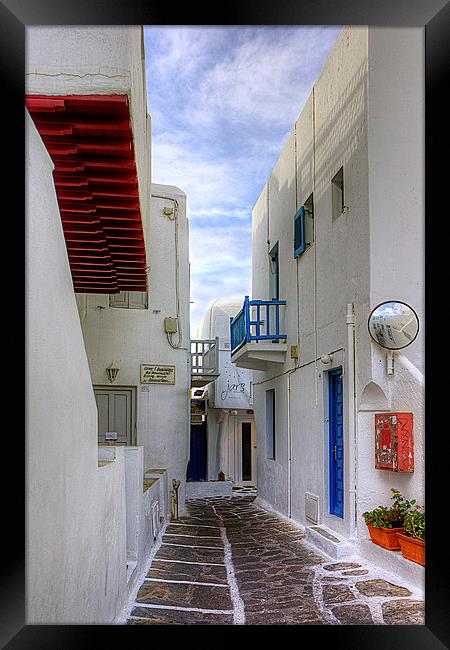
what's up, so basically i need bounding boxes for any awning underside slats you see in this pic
[26,94,147,293]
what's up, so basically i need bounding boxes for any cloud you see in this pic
[188,223,252,336]
[144,26,341,335]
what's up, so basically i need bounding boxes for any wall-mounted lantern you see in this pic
[106,361,120,383]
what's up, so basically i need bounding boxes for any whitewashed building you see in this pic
[230,26,424,589]
[26,26,192,623]
[188,299,256,497]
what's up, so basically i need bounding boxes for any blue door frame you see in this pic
[329,367,344,518]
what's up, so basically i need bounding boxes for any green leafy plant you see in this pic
[363,488,416,529]
[403,505,425,541]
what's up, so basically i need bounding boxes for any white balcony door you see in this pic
[268,242,279,339]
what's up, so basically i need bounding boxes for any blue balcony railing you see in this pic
[230,296,287,355]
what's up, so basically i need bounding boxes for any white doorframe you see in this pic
[234,416,257,487]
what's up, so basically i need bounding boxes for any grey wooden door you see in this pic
[94,387,135,445]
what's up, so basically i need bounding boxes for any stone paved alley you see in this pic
[121,496,425,625]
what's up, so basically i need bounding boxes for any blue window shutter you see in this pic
[294,206,305,258]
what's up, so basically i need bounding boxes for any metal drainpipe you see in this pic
[287,371,292,518]
[346,303,357,540]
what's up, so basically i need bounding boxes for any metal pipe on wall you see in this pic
[346,303,357,540]
[287,371,292,518]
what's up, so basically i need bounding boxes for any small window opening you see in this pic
[331,167,344,220]
[266,388,276,460]
[109,291,148,309]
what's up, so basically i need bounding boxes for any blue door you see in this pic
[187,421,207,482]
[329,368,344,518]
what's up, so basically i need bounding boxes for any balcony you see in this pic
[230,296,287,370]
[190,337,220,387]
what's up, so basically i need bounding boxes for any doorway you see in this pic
[187,420,207,481]
[269,242,279,301]
[268,242,280,341]
[94,386,136,445]
[235,417,256,487]
[328,368,344,518]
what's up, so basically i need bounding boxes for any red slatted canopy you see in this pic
[26,94,148,293]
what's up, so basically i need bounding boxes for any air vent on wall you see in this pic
[305,492,320,525]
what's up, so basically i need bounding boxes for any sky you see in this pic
[143,26,341,337]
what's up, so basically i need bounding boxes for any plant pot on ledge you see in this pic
[397,532,425,566]
[363,488,418,551]
[397,506,425,566]
[366,523,404,550]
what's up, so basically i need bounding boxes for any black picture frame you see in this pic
[2,0,448,646]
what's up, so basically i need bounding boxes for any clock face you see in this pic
[368,301,419,350]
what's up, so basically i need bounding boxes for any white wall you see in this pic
[26,112,129,623]
[356,27,425,536]
[25,26,175,622]
[199,299,256,484]
[25,26,150,233]
[367,27,424,373]
[79,184,191,514]
[27,25,192,516]
[250,26,424,546]
[253,28,370,527]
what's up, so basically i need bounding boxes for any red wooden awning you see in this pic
[26,94,148,293]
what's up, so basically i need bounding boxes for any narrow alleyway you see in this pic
[122,496,424,625]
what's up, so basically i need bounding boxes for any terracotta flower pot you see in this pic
[366,523,404,550]
[397,532,425,566]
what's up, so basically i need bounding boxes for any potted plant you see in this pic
[397,505,425,566]
[362,488,416,550]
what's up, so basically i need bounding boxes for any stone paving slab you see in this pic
[245,607,326,625]
[148,559,228,584]
[135,580,233,610]
[162,534,224,548]
[129,607,233,625]
[157,543,225,564]
[175,517,221,527]
[165,524,221,538]
[332,603,375,625]
[122,495,424,626]
[322,584,357,604]
[355,579,412,598]
[323,562,362,572]
[381,599,425,625]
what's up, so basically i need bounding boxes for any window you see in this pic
[266,389,276,459]
[304,192,314,248]
[109,291,148,309]
[294,206,305,258]
[331,167,344,220]
[294,193,314,258]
